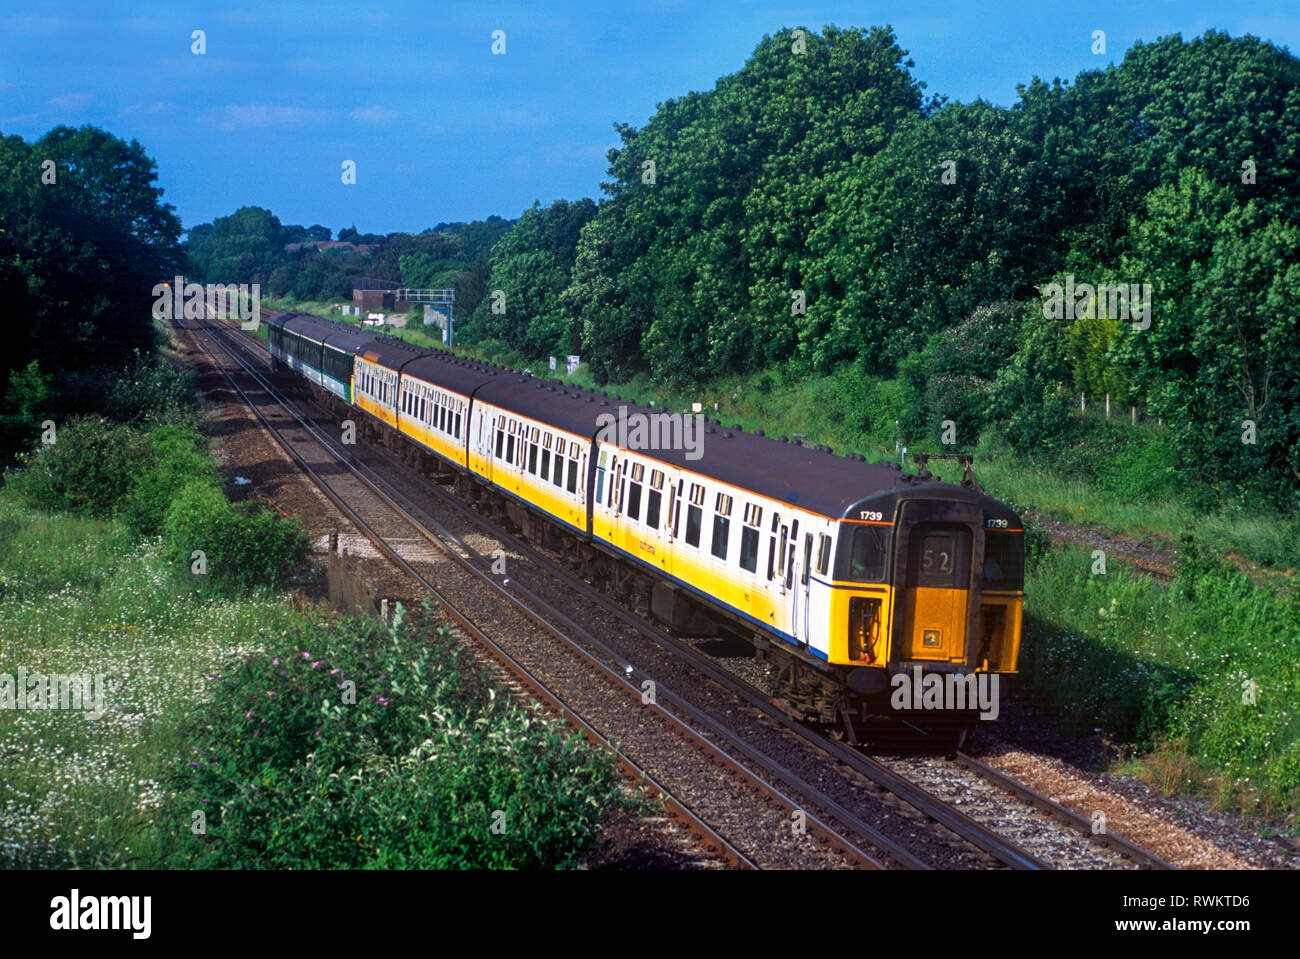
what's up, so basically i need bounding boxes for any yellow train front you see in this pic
[826,484,1024,744]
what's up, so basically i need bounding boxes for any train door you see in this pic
[894,509,974,663]
[787,520,812,645]
[483,413,498,483]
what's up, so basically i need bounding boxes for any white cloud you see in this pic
[348,105,399,125]
[48,93,91,111]
[213,103,332,131]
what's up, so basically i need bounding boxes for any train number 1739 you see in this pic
[986,518,1008,528]
[858,510,883,521]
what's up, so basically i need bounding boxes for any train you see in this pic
[263,309,1024,745]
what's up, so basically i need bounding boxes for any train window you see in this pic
[541,447,551,480]
[816,534,832,576]
[646,487,661,528]
[567,456,579,494]
[454,411,461,439]
[528,441,538,474]
[801,534,813,586]
[685,504,702,548]
[743,503,762,528]
[626,475,642,520]
[712,514,730,560]
[439,404,446,432]
[740,527,759,573]
[595,465,606,504]
[982,533,1023,590]
[689,483,704,506]
[506,433,515,464]
[553,450,564,486]
[650,469,664,490]
[495,427,504,460]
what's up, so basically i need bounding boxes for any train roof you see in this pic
[281,313,374,353]
[475,373,1018,522]
[274,310,1021,523]
[402,352,503,399]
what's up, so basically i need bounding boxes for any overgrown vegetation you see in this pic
[165,604,628,868]
[4,356,307,592]
[1019,540,1300,818]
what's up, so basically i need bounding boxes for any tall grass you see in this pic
[1021,542,1300,817]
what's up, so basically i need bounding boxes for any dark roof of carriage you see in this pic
[281,311,1019,522]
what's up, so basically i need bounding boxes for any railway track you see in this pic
[190,312,1177,871]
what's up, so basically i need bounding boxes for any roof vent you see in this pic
[723,431,733,438]
[792,438,803,446]
[779,435,788,443]
[754,429,764,437]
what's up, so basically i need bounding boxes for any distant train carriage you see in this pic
[266,312,368,404]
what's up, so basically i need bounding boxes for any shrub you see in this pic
[102,350,197,424]
[5,416,154,517]
[163,480,306,590]
[166,609,626,868]
[123,425,221,537]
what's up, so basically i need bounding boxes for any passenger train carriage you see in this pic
[265,310,1024,743]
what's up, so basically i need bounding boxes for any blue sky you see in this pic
[2,1,1298,236]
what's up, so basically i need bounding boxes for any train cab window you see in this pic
[711,493,732,561]
[816,533,832,577]
[982,532,1024,590]
[801,534,813,586]
[839,525,890,583]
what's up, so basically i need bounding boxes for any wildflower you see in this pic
[312,661,321,669]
